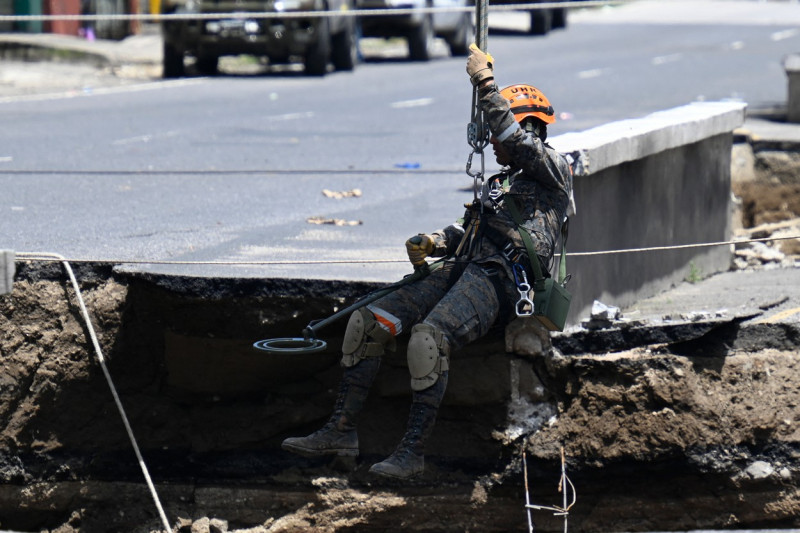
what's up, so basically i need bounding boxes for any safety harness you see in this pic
[462,0,571,330]
[454,170,571,330]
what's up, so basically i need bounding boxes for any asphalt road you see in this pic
[2,0,800,282]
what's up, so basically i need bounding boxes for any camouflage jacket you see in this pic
[428,83,574,277]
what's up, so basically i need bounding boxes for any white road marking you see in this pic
[390,97,434,109]
[266,111,315,121]
[112,131,180,146]
[0,156,12,163]
[651,53,683,66]
[577,69,604,80]
[771,29,800,42]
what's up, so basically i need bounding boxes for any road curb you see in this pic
[0,36,111,67]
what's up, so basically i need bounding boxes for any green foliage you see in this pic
[685,261,703,284]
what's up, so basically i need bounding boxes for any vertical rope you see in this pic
[475,0,488,51]
[33,253,172,532]
[467,0,491,200]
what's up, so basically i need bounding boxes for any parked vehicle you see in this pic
[356,0,473,61]
[160,0,359,77]
[491,0,571,35]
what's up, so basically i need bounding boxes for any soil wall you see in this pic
[1,261,800,533]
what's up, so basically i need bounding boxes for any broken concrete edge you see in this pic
[784,53,800,123]
[10,259,383,301]
[0,250,14,295]
[550,101,747,177]
[784,53,800,73]
[13,259,800,361]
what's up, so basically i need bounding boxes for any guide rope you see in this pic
[15,234,800,267]
[25,252,172,533]
[523,448,576,533]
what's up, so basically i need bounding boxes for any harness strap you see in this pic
[558,217,569,285]
[483,265,512,324]
[504,196,547,290]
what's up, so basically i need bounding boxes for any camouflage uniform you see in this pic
[281,83,573,479]
[368,82,574,349]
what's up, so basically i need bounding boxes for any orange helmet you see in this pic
[500,84,556,125]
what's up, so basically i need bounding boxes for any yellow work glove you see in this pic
[405,234,435,267]
[466,43,494,87]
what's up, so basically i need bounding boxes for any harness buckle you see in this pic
[502,242,521,263]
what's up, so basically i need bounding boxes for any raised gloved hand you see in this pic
[466,44,494,87]
[405,234,435,267]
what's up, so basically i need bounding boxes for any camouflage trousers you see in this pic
[366,260,517,350]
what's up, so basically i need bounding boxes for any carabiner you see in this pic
[466,146,485,179]
[512,263,534,317]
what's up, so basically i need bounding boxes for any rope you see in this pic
[568,234,800,257]
[15,234,800,267]
[523,447,576,533]
[0,1,633,23]
[29,252,172,533]
[0,168,465,176]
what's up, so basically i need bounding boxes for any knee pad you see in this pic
[341,307,395,367]
[407,323,450,391]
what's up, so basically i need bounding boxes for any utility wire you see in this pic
[0,1,634,23]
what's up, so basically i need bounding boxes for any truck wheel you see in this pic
[331,19,357,71]
[553,7,567,29]
[530,8,552,35]
[305,18,331,76]
[163,41,185,78]
[196,54,219,76]
[407,13,434,61]
[446,12,472,57]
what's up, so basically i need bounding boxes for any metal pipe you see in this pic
[303,262,441,339]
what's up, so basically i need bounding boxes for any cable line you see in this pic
[15,235,800,267]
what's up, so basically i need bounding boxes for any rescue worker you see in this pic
[281,45,574,480]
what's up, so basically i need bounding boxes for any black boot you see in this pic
[282,357,380,458]
[369,371,448,480]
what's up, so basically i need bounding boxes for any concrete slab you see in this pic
[551,101,747,176]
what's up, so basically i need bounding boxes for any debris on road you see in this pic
[306,216,363,226]
[322,188,363,199]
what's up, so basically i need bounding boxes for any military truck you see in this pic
[160,0,358,77]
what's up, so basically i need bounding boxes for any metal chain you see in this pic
[466,0,491,204]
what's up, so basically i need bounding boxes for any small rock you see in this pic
[680,311,713,322]
[744,460,774,480]
[209,518,228,533]
[591,300,621,321]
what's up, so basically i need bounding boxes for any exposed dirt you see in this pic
[734,182,800,228]
[1,137,800,532]
[2,268,800,533]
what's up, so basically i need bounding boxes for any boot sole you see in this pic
[368,465,422,480]
[281,442,359,458]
